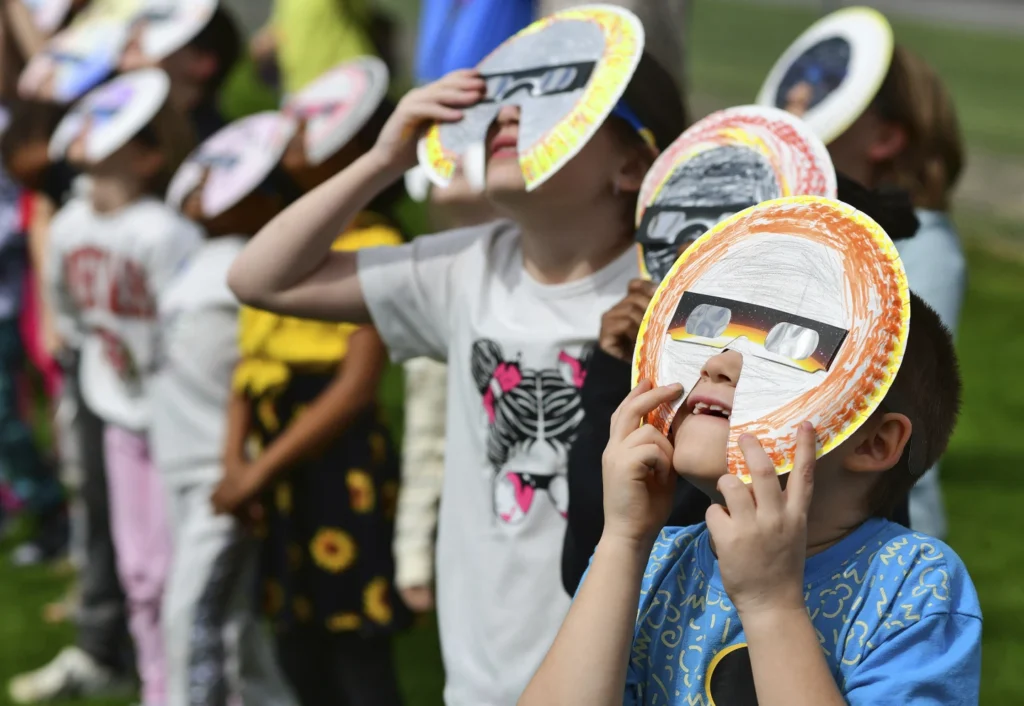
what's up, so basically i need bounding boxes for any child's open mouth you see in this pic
[686,393,733,421]
[489,132,518,158]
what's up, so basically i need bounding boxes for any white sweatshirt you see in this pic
[48,196,204,430]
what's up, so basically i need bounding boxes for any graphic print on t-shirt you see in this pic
[470,339,589,525]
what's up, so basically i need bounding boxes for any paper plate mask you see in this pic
[633,196,909,481]
[49,69,170,163]
[167,111,297,218]
[19,17,129,103]
[756,7,893,144]
[130,0,216,61]
[281,57,389,167]
[418,4,644,192]
[22,0,73,34]
[636,105,837,283]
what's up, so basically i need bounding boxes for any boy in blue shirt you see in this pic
[520,291,981,706]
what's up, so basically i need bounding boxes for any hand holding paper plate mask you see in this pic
[121,0,217,66]
[19,16,130,103]
[417,4,645,192]
[167,111,297,221]
[633,196,909,482]
[49,68,170,164]
[281,57,390,169]
[756,7,894,144]
[635,105,837,283]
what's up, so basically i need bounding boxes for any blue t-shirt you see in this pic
[623,518,981,705]
[414,0,534,84]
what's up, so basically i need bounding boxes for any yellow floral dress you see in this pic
[235,214,409,636]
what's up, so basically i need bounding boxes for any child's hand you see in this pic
[707,422,817,618]
[601,380,683,545]
[371,69,486,175]
[400,585,435,613]
[211,467,260,516]
[599,279,657,362]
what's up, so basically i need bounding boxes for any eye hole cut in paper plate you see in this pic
[49,69,170,164]
[167,111,298,219]
[756,7,893,145]
[281,57,389,168]
[21,0,73,35]
[19,16,130,104]
[417,4,644,192]
[632,196,909,482]
[635,105,837,283]
[127,0,216,63]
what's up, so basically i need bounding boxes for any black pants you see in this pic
[66,364,130,672]
[276,629,403,706]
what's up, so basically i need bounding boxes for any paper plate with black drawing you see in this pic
[633,196,909,482]
[756,6,893,144]
[128,0,217,61]
[167,111,298,218]
[417,3,644,192]
[49,69,170,163]
[22,0,73,34]
[19,16,130,103]
[635,105,836,283]
[281,56,390,167]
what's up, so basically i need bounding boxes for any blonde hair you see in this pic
[873,46,964,211]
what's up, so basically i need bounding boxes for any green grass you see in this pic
[687,1,1024,156]
[4,213,1024,704]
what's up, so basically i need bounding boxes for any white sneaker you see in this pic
[8,646,134,703]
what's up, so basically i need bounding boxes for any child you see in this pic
[814,46,966,539]
[121,3,241,140]
[226,11,689,700]
[210,68,410,706]
[45,69,201,706]
[154,113,297,706]
[520,281,980,704]
[560,174,923,593]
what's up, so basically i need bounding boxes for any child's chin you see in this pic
[673,451,728,496]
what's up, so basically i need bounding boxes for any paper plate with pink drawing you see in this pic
[633,197,909,483]
[49,69,170,162]
[756,6,893,144]
[22,0,73,34]
[417,3,644,192]
[281,56,389,167]
[129,0,216,61]
[636,105,836,283]
[167,111,298,218]
[19,17,130,103]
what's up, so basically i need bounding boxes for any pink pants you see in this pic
[104,426,172,706]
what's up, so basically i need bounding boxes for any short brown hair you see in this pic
[620,50,690,152]
[871,46,964,211]
[868,291,961,517]
[134,101,196,196]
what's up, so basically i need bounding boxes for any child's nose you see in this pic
[699,350,743,385]
[496,105,521,125]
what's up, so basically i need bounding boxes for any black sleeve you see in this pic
[561,348,714,596]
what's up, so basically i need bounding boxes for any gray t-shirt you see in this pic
[359,221,638,705]
[150,236,245,482]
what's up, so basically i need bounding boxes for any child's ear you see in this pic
[841,412,913,474]
[192,51,219,82]
[867,121,908,165]
[139,149,166,179]
[613,144,657,195]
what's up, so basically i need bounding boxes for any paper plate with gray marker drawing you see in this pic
[633,197,909,482]
[49,68,169,163]
[19,16,130,103]
[167,111,297,219]
[127,0,217,63]
[417,3,644,192]
[756,6,893,144]
[281,56,390,167]
[635,105,836,283]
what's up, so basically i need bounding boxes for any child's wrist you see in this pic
[736,600,808,631]
[596,529,656,566]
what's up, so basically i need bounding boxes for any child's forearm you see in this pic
[227,150,398,322]
[519,534,650,706]
[223,390,252,465]
[742,609,846,706]
[247,327,386,491]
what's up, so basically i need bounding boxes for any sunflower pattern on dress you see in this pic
[236,214,411,637]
